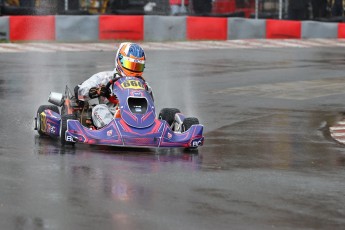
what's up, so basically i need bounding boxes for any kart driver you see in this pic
[74,42,153,129]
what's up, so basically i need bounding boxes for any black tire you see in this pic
[158,108,181,126]
[60,114,77,145]
[36,105,60,136]
[181,117,199,132]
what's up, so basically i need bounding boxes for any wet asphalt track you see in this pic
[0,45,345,230]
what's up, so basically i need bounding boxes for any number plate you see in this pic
[121,80,144,90]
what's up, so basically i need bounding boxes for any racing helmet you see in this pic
[115,42,146,78]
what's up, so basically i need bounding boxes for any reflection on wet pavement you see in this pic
[1,48,345,229]
[203,109,345,171]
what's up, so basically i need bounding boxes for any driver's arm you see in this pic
[77,71,113,101]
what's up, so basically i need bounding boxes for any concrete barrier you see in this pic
[0,16,9,41]
[144,16,186,42]
[266,19,301,39]
[302,21,338,39]
[9,16,55,41]
[56,15,99,42]
[338,23,345,38]
[228,17,266,39]
[99,15,144,41]
[187,16,227,40]
[1,16,344,42]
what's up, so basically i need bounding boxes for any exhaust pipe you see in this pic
[48,92,64,106]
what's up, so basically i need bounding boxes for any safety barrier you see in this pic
[0,16,9,40]
[266,19,301,39]
[1,15,345,42]
[338,23,345,38]
[301,21,338,39]
[10,16,55,41]
[56,15,98,42]
[144,15,186,42]
[228,18,265,39]
[187,16,227,40]
[99,15,144,41]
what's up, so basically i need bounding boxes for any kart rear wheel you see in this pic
[60,114,77,146]
[36,105,60,136]
[158,108,181,126]
[181,117,199,132]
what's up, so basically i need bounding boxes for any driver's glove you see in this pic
[89,87,99,99]
[89,86,110,99]
[99,86,110,98]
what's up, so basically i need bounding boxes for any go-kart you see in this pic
[34,76,204,150]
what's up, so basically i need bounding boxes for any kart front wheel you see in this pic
[36,105,60,136]
[181,117,199,132]
[158,108,181,126]
[60,114,77,146]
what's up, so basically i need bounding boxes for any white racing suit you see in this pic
[77,70,153,129]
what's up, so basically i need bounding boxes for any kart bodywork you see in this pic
[35,76,204,149]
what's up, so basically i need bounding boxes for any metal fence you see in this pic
[254,0,287,19]
[212,0,344,21]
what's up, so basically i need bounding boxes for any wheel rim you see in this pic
[59,118,63,139]
[36,113,41,132]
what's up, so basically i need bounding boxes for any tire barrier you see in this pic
[1,15,345,42]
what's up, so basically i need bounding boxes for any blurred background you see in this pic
[0,0,344,22]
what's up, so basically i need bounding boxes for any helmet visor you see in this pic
[121,56,145,72]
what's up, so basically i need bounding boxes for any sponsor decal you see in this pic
[191,138,204,147]
[133,91,142,97]
[107,130,113,137]
[167,132,172,139]
[94,111,105,126]
[49,125,56,134]
[66,135,74,142]
[40,112,47,133]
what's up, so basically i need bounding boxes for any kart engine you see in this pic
[79,102,94,129]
